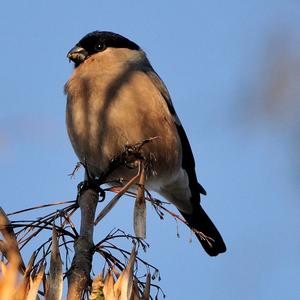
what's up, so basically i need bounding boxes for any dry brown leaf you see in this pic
[0,207,25,272]
[90,274,104,300]
[0,252,19,300]
[16,252,37,300]
[24,252,36,277]
[0,240,8,257]
[103,270,116,300]
[0,261,7,276]
[25,263,45,300]
[142,273,151,300]
[45,227,63,300]
[114,246,136,300]
[130,278,141,300]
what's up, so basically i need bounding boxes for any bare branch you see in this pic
[67,188,99,300]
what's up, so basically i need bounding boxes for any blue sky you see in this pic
[1,1,300,299]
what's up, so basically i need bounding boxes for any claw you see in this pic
[77,179,105,202]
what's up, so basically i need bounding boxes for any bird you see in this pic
[65,31,226,256]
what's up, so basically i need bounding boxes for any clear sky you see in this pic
[1,1,300,299]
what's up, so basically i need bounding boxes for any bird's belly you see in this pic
[66,75,182,187]
[69,116,181,185]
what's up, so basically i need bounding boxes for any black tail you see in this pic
[180,205,226,256]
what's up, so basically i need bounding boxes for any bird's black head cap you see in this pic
[79,31,140,55]
[68,31,141,67]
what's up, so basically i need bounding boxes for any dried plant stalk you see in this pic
[94,164,142,225]
[133,166,146,239]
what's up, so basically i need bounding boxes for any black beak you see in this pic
[67,46,88,65]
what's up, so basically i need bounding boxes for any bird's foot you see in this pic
[76,179,105,203]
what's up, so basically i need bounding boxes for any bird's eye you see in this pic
[95,43,105,52]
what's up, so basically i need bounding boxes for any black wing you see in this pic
[145,68,207,201]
